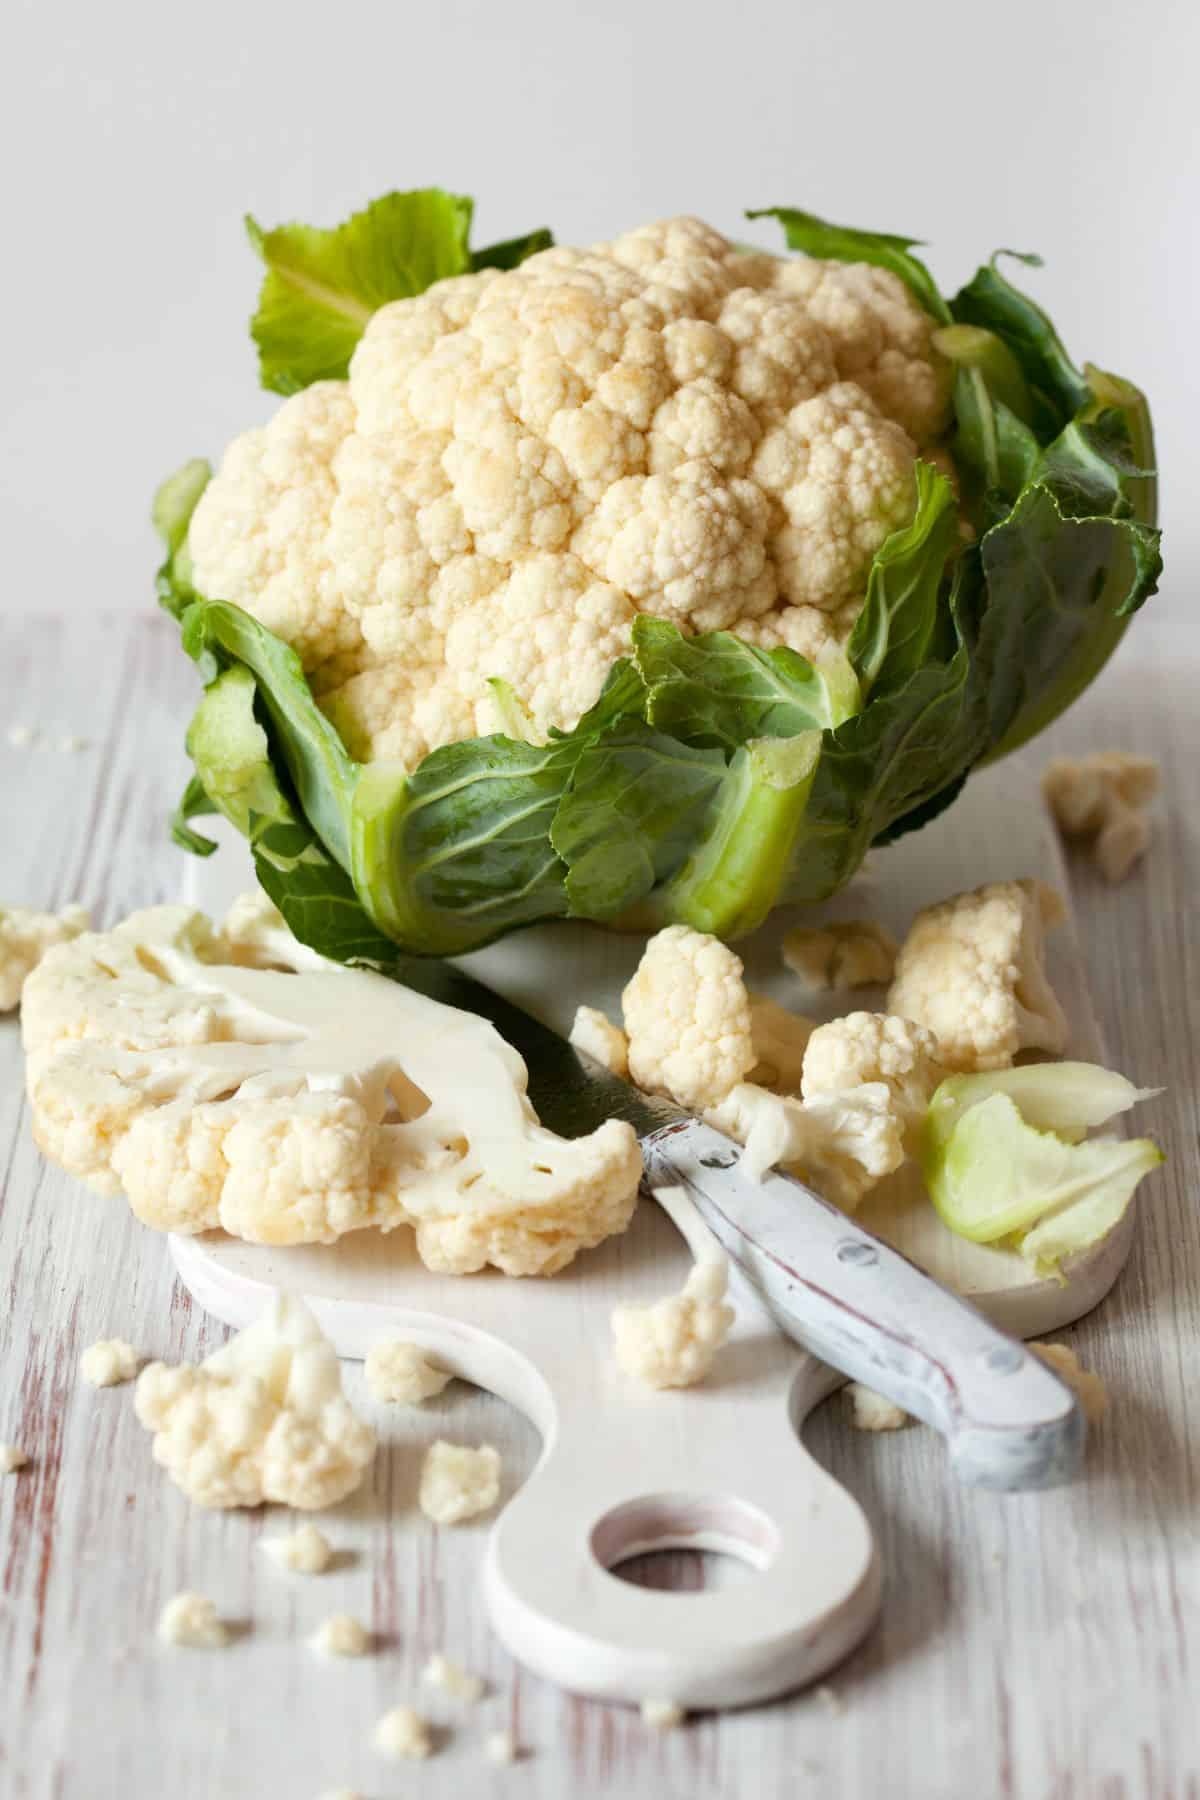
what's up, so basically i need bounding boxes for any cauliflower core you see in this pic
[134,1295,375,1511]
[189,218,950,767]
[22,899,641,1276]
[0,903,89,1012]
[888,880,1068,1072]
[612,1257,734,1390]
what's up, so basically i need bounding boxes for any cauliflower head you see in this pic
[188,217,948,768]
[887,880,1068,1072]
[135,1295,375,1510]
[0,903,90,1012]
[22,899,641,1275]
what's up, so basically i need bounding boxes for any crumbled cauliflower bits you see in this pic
[419,1440,502,1525]
[0,902,89,1011]
[1030,1342,1108,1424]
[158,1592,228,1649]
[782,919,898,990]
[887,880,1068,1072]
[423,1652,485,1703]
[612,1257,734,1390]
[373,1705,434,1760]
[569,1004,630,1077]
[847,1384,909,1431]
[1042,752,1160,883]
[261,1522,333,1574]
[309,1614,371,1657]
[79,1338,141,1388]
[134,1295,375,1511]
[21,899,641,1275]
[1,1443,29,1474]
[365,1339,453,1405]
[189,216,950,767]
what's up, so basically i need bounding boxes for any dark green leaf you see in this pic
[951,253,1091,437]
[748,206,951,323]
[472,227,554,271]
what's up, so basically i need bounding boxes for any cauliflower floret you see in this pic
[190,218,946,767]
[80,1339,141,1388]
[622,925,757,1111]
[423,1652,485,1703]
[309,1614,371,1657]
[847,1383,909,1431]
[364,1340,453,1406]
[569,1004,630,1077]
[887,880,1068,1072]
[782,919,898,990]
[23,901,640,1275]
[0,903,89,1012]
[724,1081,905,1209]
[1030,1341,1107,1424]
[134,1295,375,1511]
[1042,752,1160,883]
[418,1440,501,1525]
[612,1256,734,1390]
[261,1522,333,1574]
[158,1592,228,1649]
[801,1012,942,1150]
[374,1707,434,1761]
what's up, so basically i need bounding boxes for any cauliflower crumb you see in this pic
[0,902,89,1011]
[423,1652,485,1703]
[569,1004,630,1077]
[613,1256,735,1390]
[802,1012,942,1150]
[418,1440,502,1525]
[365,1339,454,1406]
[485,1729,519,1764]
[317,1789,362,1800]
[847,1383,909,1431]
[1042,752,1160,884]
[373,1705,434,1760]
[1030,1341,1108,1424]
[261,1522,333,1574]
[641,1697,686,1730]
[79,1339,141,1388]
[782,919,898,990]
[887,879,1068,1072]
[1,1443,29,1474]
[158,1592,228,1649]
[134,1295,375,1511]
[310,1614,371,1658]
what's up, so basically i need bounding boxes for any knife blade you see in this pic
[398,953,1085,1490]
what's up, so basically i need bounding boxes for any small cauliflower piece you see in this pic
[802,1012,942,1150]
[134,1294,375,1511]
[887,880,1068,1072]
[365,1340,454,1406]
[158,1592,228,1649]
[310,1614,371,1658]
[730,1082,905,1208]
[782,919,898,990]
[847,1383,909,1431]
[1029,1341,1108,1424]
[373,1706,434,1761]
[485,1730,519,1764]
[641,1698,686,1730]
[569,1004,630,1077]
[612,1257,735,1390]
[1043,752,1160,884]
[22,900,641,1275]
[261,1522,333,1574]
[1,1443,29,1474]
[0,903,89,1011]
[419,1440,502,1525]
[79,1339,141,1388]
[423,1652,485,1703]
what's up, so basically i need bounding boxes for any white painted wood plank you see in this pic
[1,612,1197,1797]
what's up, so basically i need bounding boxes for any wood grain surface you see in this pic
[1,611,1196,1799]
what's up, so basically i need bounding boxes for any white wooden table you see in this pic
[1,611,1196,1799]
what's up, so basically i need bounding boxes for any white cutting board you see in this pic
[174,754,1129,1708]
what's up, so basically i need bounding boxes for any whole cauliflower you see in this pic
[135,1295,375,1510]
[888,880,1068,1072]
[188,217,949,767]
[22,899,641,1276]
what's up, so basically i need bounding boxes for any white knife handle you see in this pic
[642,1120,1085,1490]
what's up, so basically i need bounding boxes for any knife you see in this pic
[399,955,1085,1491]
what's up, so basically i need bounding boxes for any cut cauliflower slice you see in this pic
[782,919,898,990]
[801,1012,942,1151]
[134,1295,375,1511]
[22,899,641,1275]
[612,1256,734,1390]
[188,217,945,766]
[0,903,90,1012]
[1042,752,1160,884]
[887,880,1068,1072]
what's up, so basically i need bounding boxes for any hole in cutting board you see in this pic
[590,1491,779,1593]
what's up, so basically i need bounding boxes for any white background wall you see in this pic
[1,0,1194,619]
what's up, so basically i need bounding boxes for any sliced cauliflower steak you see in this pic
[189,218,950,768]
[22,901,641,1275]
